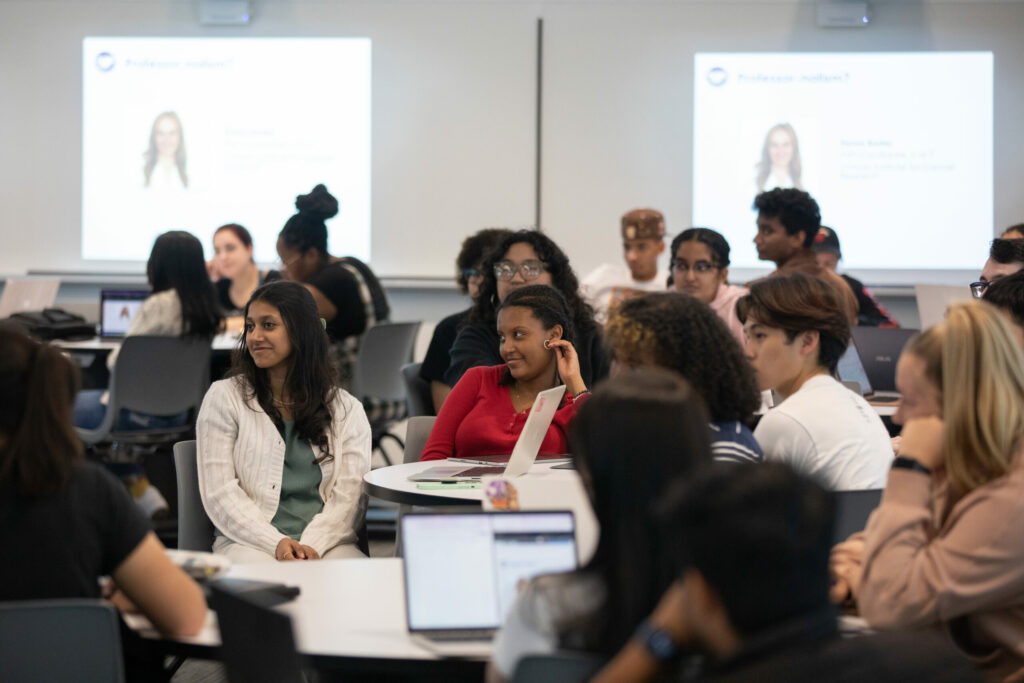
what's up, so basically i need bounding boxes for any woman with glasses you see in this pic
[419,229,512,413]
[667,228,748,345]
[442,229,609,390]
[274,184,389,387]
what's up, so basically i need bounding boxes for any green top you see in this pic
[270,419,325,541]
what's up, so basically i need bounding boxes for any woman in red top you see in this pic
[420,285,589,461]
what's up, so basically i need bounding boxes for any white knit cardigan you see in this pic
[196,376,371,556]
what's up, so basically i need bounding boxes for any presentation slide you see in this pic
[82,37,371,263]
[693,52,993,271]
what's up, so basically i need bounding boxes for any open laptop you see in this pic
[408,385,566,482]
[915,284,971,329]
[99,289,149,337]
[850,327,918,394]
[0,277,60,318]
[837,342,898,403]
[402,510,577,650]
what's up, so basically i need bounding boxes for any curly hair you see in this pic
[752,188,821,248]
[454,228,513,294]
[469,229,596,334]
[989,237,1024,266]
[278,184,339,257]
[984,270,1024,327]
[229,281,341,463]
[736,272,850,374]
[604,292,760,423]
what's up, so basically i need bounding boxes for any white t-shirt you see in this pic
[580,263,669,324]
[754,375,891,490]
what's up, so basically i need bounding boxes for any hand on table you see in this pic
[276,538,320,561]
[829,535,866,605]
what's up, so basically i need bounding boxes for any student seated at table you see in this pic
[812,226,898,327]
[419,228,512,413]
[486,368,713,682]
[830,301,1024,681]
[207,222,280,320]
[0,326,206,674]
[974,237,1024,299]
[737,272,891,489]
[604,292,762,464]
[74,230,222,516]
[275,183,389,387]
[590,463,980,683]
[983,270,1024,346]
[421,285,589,462]
[197,281,371,562]
[443,229,609,390]
[667,227,747,345]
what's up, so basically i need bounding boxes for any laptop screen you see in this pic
[100,290,149,337]
[836,342,873,396]
[402,511,577,632]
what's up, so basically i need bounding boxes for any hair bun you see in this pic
[295,184,339,221]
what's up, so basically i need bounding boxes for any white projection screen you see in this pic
[693,52,993,273]
[82,37,371,263]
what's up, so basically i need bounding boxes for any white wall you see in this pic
[2,0,1023,285]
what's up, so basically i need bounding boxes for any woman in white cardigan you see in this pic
[197,281,371,562]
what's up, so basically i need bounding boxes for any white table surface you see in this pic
[363,460,579,506]
[127,558,488,661]
[57,331,240,352]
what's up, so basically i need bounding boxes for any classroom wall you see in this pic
[2,0,1023,287]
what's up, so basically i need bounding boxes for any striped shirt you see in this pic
[709,421,763,464]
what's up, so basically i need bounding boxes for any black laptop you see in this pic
[850,327,918,394]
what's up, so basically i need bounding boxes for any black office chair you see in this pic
[0,600,125,683]
[209,584,307,683]
[401,361,435,417]
[511,652,605,683]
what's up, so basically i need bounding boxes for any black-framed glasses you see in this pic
[494,259,547,281]
[462,268,483,281]
[670,259,719,274]
[970,281,989,299]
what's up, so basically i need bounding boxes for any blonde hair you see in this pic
[906,301,1024,493]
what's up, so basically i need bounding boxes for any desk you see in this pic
[126,558,487,678]
[58,332,240,352]
[363,460,578,507]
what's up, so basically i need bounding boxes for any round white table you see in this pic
[363,460,577,506]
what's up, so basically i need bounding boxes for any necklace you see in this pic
[272,395,295,407]
[509,382,530,414]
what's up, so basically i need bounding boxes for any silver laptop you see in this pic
[409,385,566,482]
[914,284,971,330]
[0,278,60,318]
[836,342,899,403]
[402,510,577,646]
[99,289,149,337]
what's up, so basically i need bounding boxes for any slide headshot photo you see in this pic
[143,110,188,190]
[756,122,803,192]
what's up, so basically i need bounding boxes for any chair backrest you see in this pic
[210,584,305,683]
[351,322,420,402]
[401,362,434,417]
[833,488,884,545]
[511,652,604,683]
[0,600,125,683]
[110,335,212,416]
[174,440,215,551]
[403,416,436,464]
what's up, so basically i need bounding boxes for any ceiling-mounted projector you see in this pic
[198,0,251,26]
[817,2,871,28]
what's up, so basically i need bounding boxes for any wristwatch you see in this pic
[633,619,681,662]
[891,455,932,475]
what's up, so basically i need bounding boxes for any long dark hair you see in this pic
[229,281,340,462]
[0,325,83,496]
[605,292,760,424]
[142,111,188,188]
[561,368,712,654]
[278,184,338,261]
[470,229,596,334]
[147,231,222,338]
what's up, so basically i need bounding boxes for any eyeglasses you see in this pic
[462,268,483,281]
[670,259,719,274]
[494,259,547,281]
[970,281,989,299]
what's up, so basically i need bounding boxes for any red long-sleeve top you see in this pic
[419,364,587,462]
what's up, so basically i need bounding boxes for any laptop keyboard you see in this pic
[454,466,506,478]
[423,629,495,641]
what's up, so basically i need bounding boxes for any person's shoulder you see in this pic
[203,376,249,406]
[69,460,129,497]
[437,308,471,331]
[465,364,504,382]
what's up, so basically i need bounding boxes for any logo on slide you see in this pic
[95,52,115,72]
[707,67,728,87]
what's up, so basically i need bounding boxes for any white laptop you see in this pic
[408,385,566,482]
[402,510,577,649]
[99,289,149,338]
[0,278,60,318]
